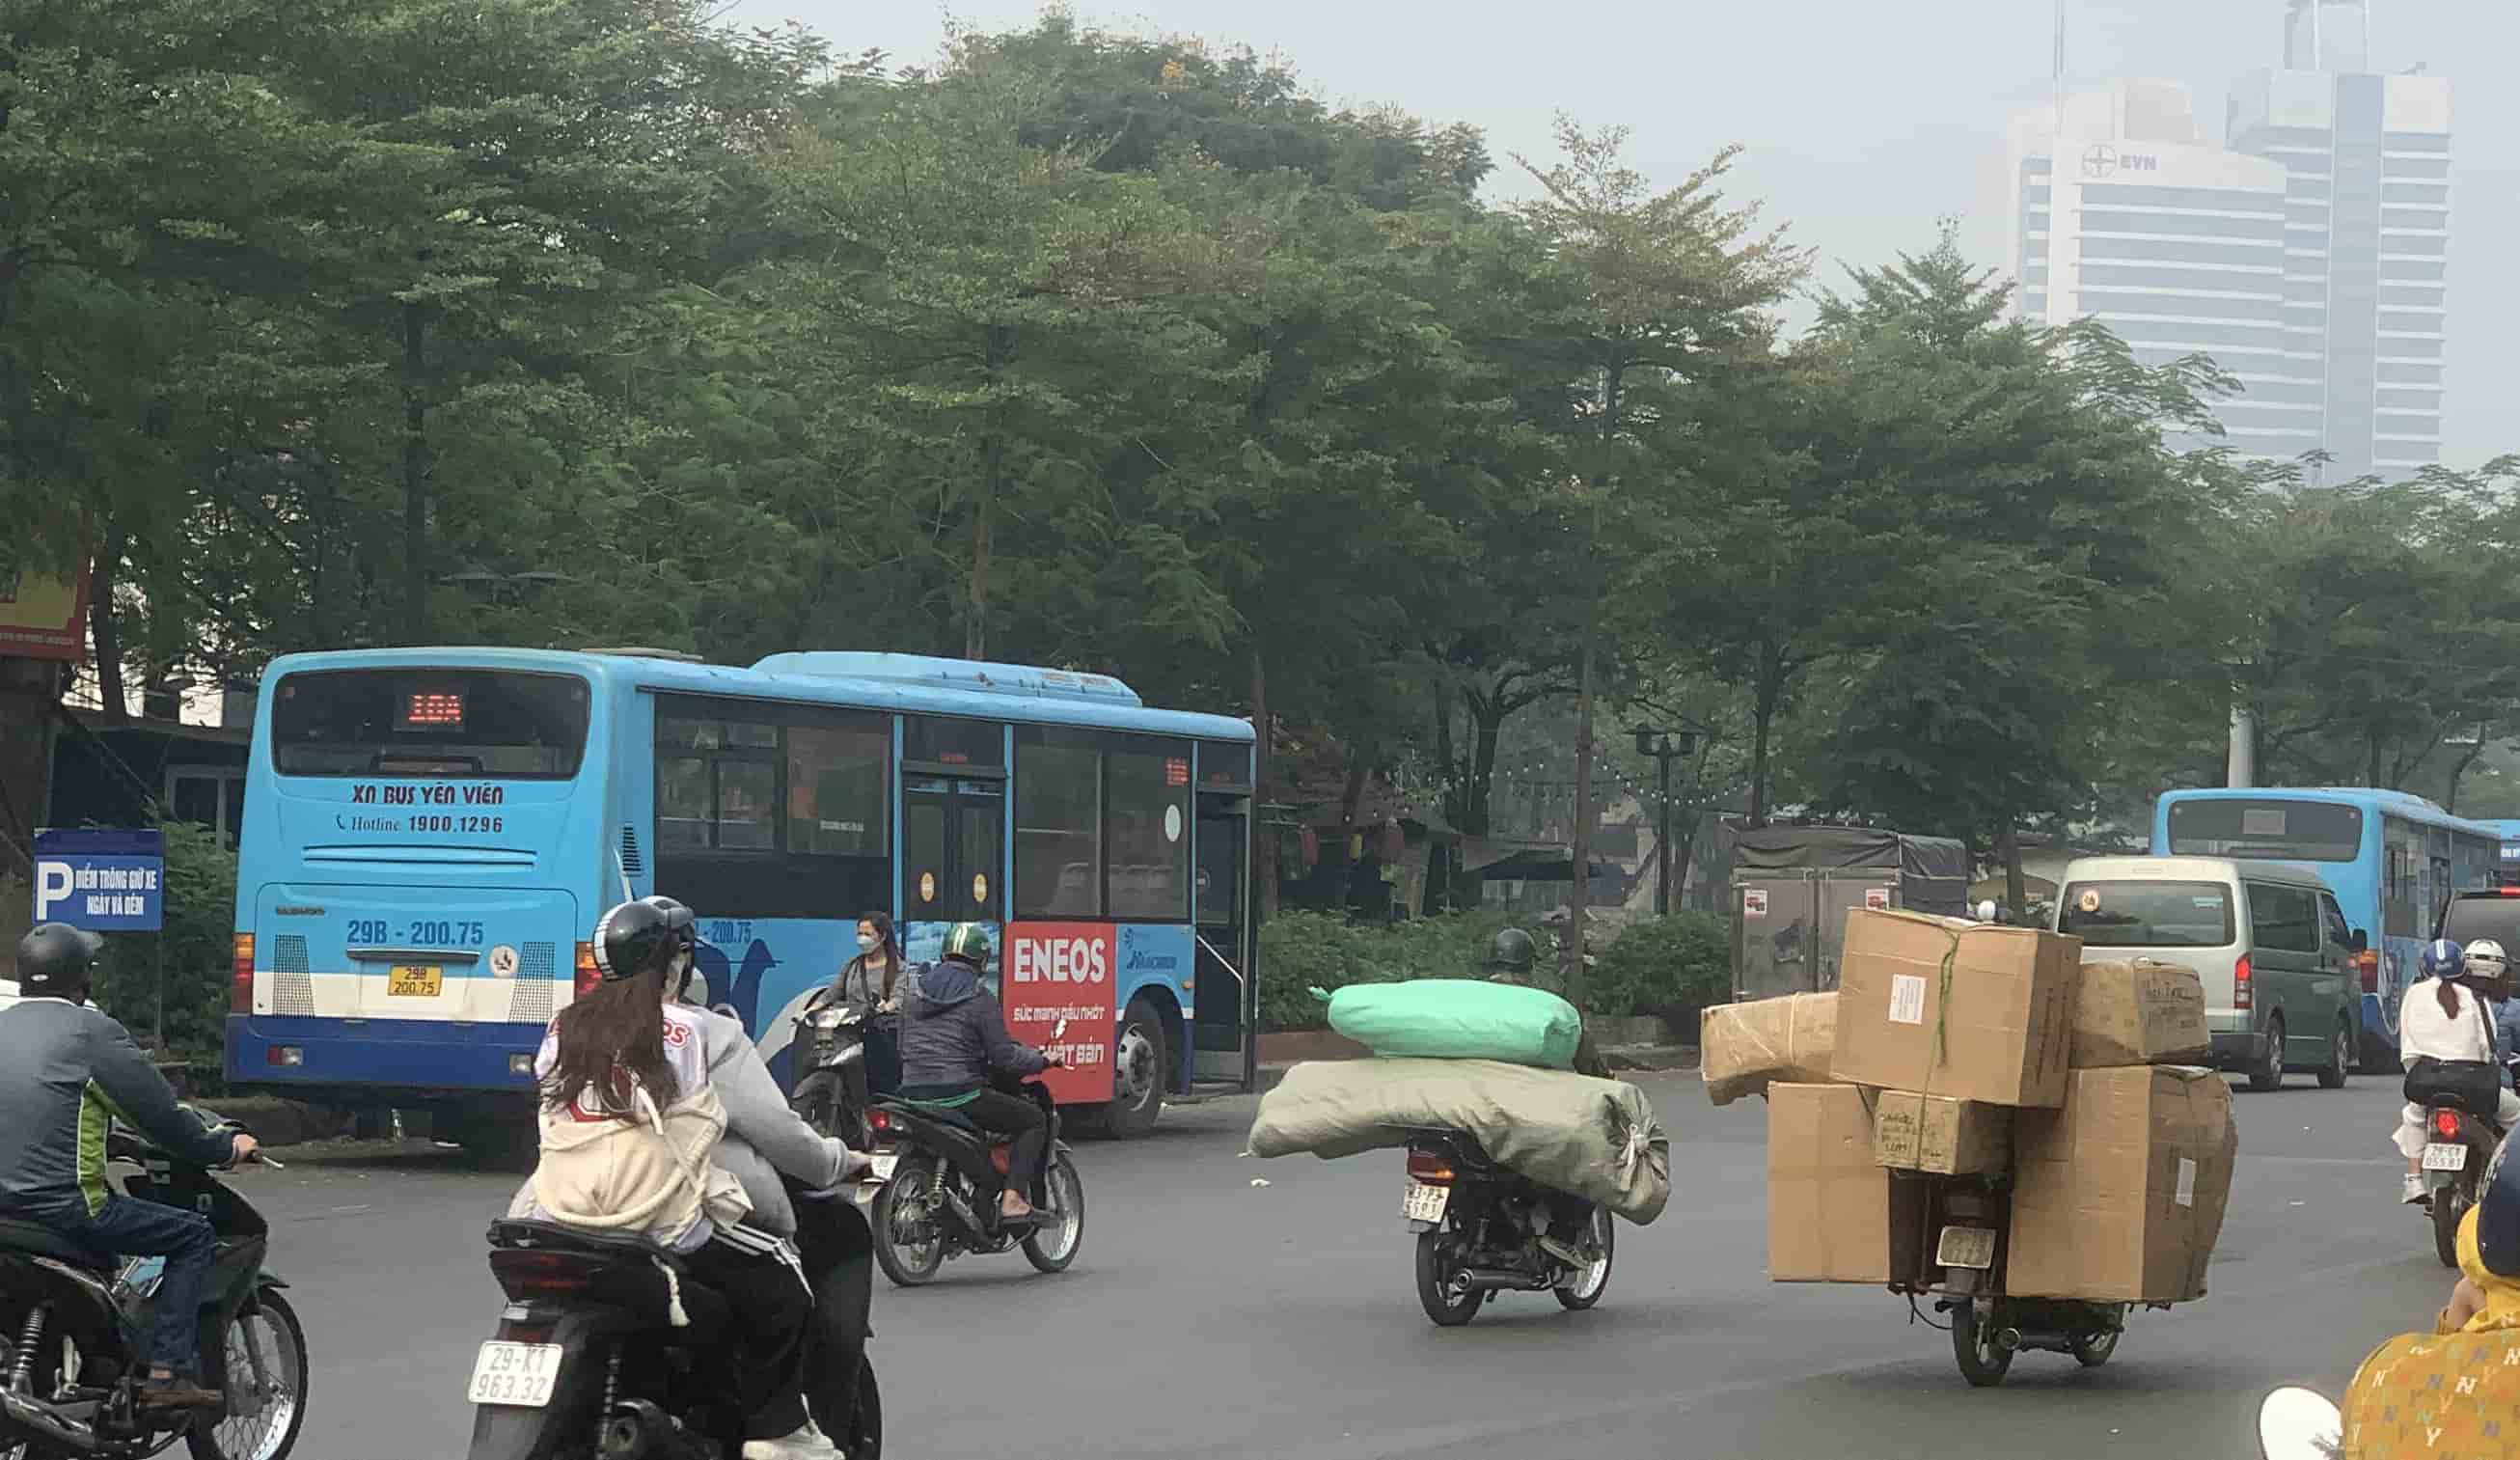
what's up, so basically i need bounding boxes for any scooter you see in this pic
[2257,1388,2340,1459]
[790,988,875,1150]
[1398,1126,1612,1328]
[463,1183,882,1460]
[0,1107,305,1460]
[863,1031,1083,1288]
[2416,1073,2507,1267]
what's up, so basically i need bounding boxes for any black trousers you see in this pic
[684,1240,811,1442]
[961,1088,1048,1190]
[788,1187,875,1443]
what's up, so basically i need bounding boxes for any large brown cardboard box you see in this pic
[1767,1083,1891,1282]
[1872,1090,2013,1175]
[1831,909,2080,1108]
[2070,959,2211,1068]
[2007,1066,2237,1303]
[1703,993,1839,1107]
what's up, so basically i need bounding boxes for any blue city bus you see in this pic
[2153,787,2503,1068]
[225,647,1259,1143]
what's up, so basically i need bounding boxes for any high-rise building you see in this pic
[2004,2,2452,477]
[2009,82,2301,455]
[2230,0,2452,480]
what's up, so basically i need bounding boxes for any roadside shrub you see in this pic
[1589,912,1730,1030]
[1257,910,1515,1031]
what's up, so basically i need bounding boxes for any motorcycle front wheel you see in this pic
[1021,1152,1086,1274]
[872,1158,948,1288]
[187,1290,310,1460]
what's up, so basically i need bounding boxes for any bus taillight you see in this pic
[2356,948,2380,992]
[231,935,255,1014]
[574,941,600,998]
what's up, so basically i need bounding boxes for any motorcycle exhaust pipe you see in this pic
[1,1390,98,1452]
[1460,1268,1554,1294]
[1996,1328,2076,1355]
[936,1189,989,1247]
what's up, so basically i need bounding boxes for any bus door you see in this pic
[1192,791,1251,1085]
[901,775,1004,932]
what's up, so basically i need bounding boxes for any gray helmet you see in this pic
[1486,927,1538,978]
[16,923,104,998]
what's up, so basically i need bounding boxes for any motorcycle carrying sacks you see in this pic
[1246,1058,1671,1224]
[1318,979,1584,1071]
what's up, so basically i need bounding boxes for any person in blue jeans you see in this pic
[0,925,255,1409]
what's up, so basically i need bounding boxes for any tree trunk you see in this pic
[88,524,127,722]
[401,301,429,645]
[1251,646,1277,918]
[1750,642,1785,827]
[1997,817,2026,920]
[968,324,1011,662]
[1464,694,1504,838]
[1669,808,1704,911]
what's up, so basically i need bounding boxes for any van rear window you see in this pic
[2059,881,2236,948]
[271,669,590,779]
[2441,894,2520,953]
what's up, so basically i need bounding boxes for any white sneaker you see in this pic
[741,1420,841,1460]
[2404,1173,2429,1205]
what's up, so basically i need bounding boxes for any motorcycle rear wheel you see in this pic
[186,1290,310,1460]
[2436,1180,2470,1269]
[1414,1231,1481,1328]
[873,1159,948,1288]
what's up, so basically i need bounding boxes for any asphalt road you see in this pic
[242,1071,2444,1460]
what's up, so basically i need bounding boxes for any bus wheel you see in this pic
[1077,998,1167,1141]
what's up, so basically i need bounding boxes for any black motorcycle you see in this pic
[1399,1126,1613,1328]
[0,1108,306,1460]
[789,991,876,1151]
[464,1190,881,1460]
[865,1072,1084,1288]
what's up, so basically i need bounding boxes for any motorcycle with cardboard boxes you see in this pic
[1705,907,2231,1387]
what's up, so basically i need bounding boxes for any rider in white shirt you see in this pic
[2397,938,2520,1204]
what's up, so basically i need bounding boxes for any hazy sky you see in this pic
[728,0,2517,468]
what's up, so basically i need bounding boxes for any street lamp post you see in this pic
[1629,725,1701,917]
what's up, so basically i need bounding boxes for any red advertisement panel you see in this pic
[1003,922,1118,1104]
[0,564,91,663]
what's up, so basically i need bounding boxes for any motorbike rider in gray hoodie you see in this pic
[893,923,1058,1222]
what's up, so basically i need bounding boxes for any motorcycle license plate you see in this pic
[1935,1225,1997,1271]
[2425,1143,2470,1172]
[1402,1182,1450,1223]
[467,1340,562,1409]
[868,1152,898,1182]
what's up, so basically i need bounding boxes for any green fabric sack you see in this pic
[1319,978,1582,1070]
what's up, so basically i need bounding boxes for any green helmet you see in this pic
[942,922,993,966]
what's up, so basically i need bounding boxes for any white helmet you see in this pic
[2467,939,2509,981]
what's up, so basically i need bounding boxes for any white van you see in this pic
[2053,856,2362,1090]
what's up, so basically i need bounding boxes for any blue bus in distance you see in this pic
[2153,786,2501,1068]
[226,647,1258,1144]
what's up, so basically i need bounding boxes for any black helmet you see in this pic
[643,895,699,996]
[592,900,684,983]
[17,923,104,998]
[1486,927,1538,978]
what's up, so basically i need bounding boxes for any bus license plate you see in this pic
[1402,1182,1450,1223]
[2425,1143,2470,1172]
[387,966,443,997]
[1936,1226,1997,1271]
[467,1340,562,1408]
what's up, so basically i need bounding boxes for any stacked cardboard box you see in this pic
[1760,909,2233,1301]
[1701,992,1839,1106]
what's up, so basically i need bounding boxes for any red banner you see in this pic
[1003,922,1118,1104]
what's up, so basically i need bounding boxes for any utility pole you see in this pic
[1630,725,1701,917]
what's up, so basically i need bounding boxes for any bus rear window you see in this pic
[2167,798,2363,862]
[270,669,590,779]
[2059,881,2237,948]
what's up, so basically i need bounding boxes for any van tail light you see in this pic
[231,935,255,1013]
[574,942,600,998]
[2233,954,2253,1011]
[1406,1148,1456,1185]
[2357,949,2380,993]
[2436,1109,2463,1142]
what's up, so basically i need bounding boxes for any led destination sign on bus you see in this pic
[396,690,467,730]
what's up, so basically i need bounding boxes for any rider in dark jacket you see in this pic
[1483,927,1612,1079]
[0,924,254,1409]
[893,923,1057,1222]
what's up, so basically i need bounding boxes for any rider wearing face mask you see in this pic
[833,912,905,1094]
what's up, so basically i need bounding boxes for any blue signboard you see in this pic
[32,829,165,932]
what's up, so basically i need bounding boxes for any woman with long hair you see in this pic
[522,899,846,1460]
[2395,939,2520,1206]
[834,910,905,1094]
